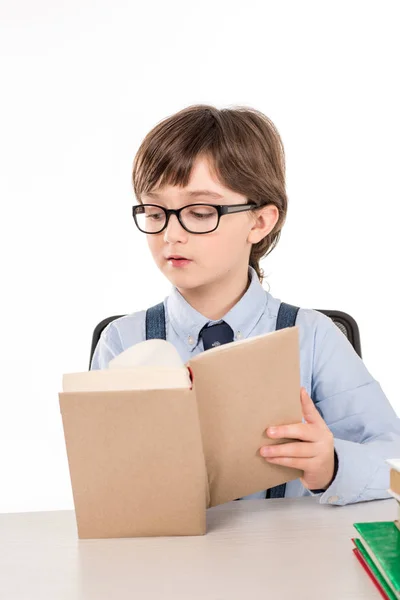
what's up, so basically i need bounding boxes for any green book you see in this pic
[354,521,400,599]
[354,538,397,600]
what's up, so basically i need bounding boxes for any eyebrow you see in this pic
[145,189,224,200]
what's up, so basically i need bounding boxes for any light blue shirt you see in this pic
[91,267,400,506]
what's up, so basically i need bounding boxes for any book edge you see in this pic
[353,525,400,596]
[352,541,395,600]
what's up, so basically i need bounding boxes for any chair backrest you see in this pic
[89,309,362,369]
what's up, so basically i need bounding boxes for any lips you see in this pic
[166,255,191,260]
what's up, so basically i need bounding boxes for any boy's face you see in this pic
[142,155,277,293]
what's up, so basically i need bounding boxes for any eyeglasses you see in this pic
[132,202,258,235]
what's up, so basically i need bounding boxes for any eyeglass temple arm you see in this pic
[221,204,256,215]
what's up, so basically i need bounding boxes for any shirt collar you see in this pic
[167,266,268,352]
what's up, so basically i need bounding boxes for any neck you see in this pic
[178,266,251,321]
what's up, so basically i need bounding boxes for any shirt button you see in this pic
[188,335,195,345]
[236,331,243,340]
[328,495,339,504]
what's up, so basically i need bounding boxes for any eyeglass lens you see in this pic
[135,204,219,233]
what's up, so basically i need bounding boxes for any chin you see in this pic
[159,262,197,285]
[162,270,198,289]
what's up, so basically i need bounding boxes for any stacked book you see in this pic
[352,459,400,599]
[389,458,400,530]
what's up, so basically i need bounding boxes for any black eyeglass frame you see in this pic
[132,202,259,234]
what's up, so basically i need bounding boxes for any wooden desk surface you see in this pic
[0,496,396,599]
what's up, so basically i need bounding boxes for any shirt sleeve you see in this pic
[90,321,124,370]
[310,312,400,506]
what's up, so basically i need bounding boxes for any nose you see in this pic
[163,213,188,244]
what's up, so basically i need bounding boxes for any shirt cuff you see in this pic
[316,437,385,506]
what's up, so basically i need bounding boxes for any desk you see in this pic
[0,496,397,599]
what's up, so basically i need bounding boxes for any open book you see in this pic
[60,326,303,539]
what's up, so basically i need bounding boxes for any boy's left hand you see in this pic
[260,387,335,491]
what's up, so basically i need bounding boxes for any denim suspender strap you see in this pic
[266,302,300,499]
[275,302,300,331]
[145,302,166,340]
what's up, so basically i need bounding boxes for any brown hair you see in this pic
[132,104,287,282]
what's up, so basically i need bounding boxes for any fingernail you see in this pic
[260,447,270,457]
[268,427,277,436]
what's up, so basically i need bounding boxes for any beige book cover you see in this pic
[387,459,400,498]
[391,470,400,497]
[59,326,303,539]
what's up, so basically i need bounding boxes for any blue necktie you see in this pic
[200,321,234,351]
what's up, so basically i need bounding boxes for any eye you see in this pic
[143,207,165,221]
[189,209,215,219]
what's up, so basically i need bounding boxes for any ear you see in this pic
[247,204,280,244]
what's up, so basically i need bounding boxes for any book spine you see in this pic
[390,469,400,496]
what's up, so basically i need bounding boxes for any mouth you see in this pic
[165,255,193,267]
[166,255,191,261]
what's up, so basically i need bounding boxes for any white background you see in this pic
[0,1,398,513]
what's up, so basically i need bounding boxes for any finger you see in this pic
[300,387,322,425]
[266,422,318,442]
[262,456,307,470]
[260,441,316,459]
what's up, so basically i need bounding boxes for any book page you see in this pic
[387,458,400,473]
[62,366,191,392]
[109,339,184,369]
[63,339,191,392]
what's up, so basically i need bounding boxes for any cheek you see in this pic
[204,230,249,261]
[146,236,162,258]
[145,238,165,269]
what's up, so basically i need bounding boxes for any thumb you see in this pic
[300,387,321,425]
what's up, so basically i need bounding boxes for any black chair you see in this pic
[89,309,362,369]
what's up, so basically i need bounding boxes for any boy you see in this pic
[91,104,400,505]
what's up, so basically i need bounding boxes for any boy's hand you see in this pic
[260,387,335,491]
